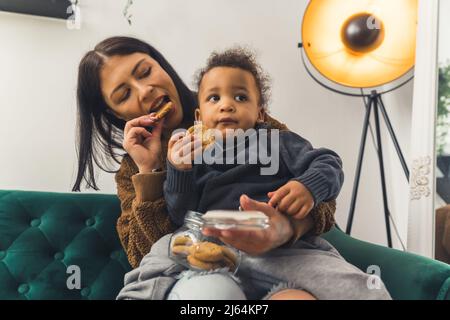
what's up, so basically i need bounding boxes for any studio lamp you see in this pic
[299,0,418,247]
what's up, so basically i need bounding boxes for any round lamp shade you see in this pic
[302,0,418,88]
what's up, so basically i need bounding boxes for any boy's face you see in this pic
[196,67,264,136]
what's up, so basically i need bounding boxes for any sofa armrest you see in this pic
[322,226,450,300]
[0,190,131,300]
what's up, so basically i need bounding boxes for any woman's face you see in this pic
[100,52,183,129]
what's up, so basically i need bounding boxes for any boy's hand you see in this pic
[268,180,314,220]
[167,131,202,171]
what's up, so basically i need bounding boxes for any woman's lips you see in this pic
[148,95,170,114]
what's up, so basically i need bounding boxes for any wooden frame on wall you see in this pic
[407,0,439,259]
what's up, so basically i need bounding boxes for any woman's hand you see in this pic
[167,132,202,171]
[123,114,164,174]
[268,180,315,220]
[202,194,294,255]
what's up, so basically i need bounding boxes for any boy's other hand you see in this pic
[268,180,314,220]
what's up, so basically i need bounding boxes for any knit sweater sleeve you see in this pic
[279,130,344,206]
[264,113,337,236]
[115,155,175,268]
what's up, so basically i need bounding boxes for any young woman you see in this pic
[73,36,339,299]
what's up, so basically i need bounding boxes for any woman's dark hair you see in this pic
[194,46,271,109]
[72,36,196,191]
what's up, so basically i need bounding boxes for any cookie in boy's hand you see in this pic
[187,123,215,150]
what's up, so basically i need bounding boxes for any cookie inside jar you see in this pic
[169,211,241,273]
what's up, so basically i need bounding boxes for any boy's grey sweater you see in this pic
[163,124,344,226]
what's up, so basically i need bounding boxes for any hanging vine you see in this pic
[123,0,134,25]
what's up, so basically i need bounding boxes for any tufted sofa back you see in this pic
[0,190,131,300]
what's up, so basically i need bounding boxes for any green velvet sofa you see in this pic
[0,189,449,300]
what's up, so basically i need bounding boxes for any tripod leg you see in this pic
[377,95,410,181]
[373,98,393,248]
[346,96,373,235]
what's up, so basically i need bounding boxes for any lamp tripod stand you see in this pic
[345,91,410,248]
[299,42,412,248]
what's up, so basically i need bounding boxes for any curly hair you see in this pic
[194,47,271,109]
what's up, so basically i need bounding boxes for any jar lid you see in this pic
[202,210,269,230]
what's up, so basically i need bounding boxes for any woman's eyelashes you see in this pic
[139,67,151,79]
[118,68,152,104]
[120,89,131,103]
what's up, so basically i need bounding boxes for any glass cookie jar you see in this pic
[168,211,241,273]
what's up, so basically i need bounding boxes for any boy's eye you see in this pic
[139,67,151,79]
[208,95,220,102]
[235,94,248,102]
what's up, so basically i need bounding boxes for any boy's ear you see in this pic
[194,108,201,121]
[257,107,266,123]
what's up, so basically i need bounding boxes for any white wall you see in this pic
[0,0,413,248]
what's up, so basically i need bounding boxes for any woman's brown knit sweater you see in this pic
[116,114,337,268]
